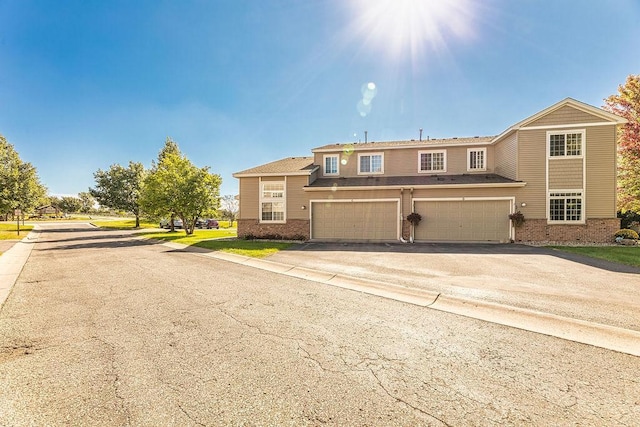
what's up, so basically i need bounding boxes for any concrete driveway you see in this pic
[267,242,640,332]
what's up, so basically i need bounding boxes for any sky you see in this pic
[1,0,639,198]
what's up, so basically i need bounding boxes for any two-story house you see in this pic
[233,98,627,243]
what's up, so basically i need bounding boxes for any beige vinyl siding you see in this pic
[311,188,402,201]
[527,105,604,127]
[494,132,517,179]
[286,175,310,220]
[238,177,260,219]
[585,125,618,218]
[516,129,548,218]
[316,144,495,178]
[548,158,583,189]
[309,169,319,184]
[261,176,284,182]
[410,187,516,199]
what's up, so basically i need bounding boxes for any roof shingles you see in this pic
[306,174,521,188]
[233,156,316,176]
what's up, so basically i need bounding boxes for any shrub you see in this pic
[618,211,640,229]
[509,211,525,227]
[614,229,639,240]
[406,212,422,226]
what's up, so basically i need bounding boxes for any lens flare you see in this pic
[344,0,478,62]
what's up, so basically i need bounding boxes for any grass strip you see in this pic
[0,223,34,240]
[549,245,640,268]
[139,229,292,258]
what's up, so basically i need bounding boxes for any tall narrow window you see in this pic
[467,148,486,171]
[358,153,384,174]
[260,182,285,222]
[324,155,339,176]
[419,150,446,173]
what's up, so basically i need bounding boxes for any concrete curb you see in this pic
[191,243,640,357]
[0,227,40,308]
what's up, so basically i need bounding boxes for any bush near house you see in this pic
[615,229,639,240]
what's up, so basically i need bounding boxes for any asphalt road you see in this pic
[1,223,639,426]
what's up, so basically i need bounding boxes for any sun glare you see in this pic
[344,0,478,61]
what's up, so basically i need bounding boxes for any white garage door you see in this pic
[311,201,399,241]
[414,200,511,242]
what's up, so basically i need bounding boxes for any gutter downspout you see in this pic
[409,187,414,243]
[399,188,407,243]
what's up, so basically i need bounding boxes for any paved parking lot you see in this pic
[267,242,640,332]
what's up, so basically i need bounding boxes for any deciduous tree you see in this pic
[59,196,83,214]
[78,192,96,214]
[604,74,640,213]
[0,134,47,216]
[219,194,239,225]
[90,162,145,227]
[141,138,221,235]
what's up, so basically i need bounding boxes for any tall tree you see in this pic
[141,138,221,235]
[0,134,47,216]
[90,162,146,227]
[78,192,96,214]
[604,74,640,213]
[220,194,239,225]
[59,196,83,214]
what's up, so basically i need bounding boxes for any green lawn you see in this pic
[549,245,640,268]
[0,223,34,240]
[139,229,293,258]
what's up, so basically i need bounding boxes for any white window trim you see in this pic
[467,148,487,172]
[357,152,384,175]
[547,189,585,224]
[418,150,447,173]
[323,154,339,176]
[259,179,286,223]
[547,129,585,159]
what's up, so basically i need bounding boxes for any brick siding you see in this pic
[238,219,310,240]
[514,218,621,243]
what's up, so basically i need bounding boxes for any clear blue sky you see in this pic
[1,0,639,197]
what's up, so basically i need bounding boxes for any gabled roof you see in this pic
[233,156,318,177]
[313,136,494,153]
[493,97,628,143]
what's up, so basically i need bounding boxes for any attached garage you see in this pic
[413,199,512,242]
[311,200,399,241]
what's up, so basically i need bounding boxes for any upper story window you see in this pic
[260,181,285,222]
[419,150,446,173]
[549,191,583,222]
[467,148,486,171]
[324,155,339,176]
[548,131,584,157]
[358,152,384,175]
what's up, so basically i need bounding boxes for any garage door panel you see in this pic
[312,201,398,241]
[414,200,511,242]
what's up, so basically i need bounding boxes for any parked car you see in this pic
[160,218,183,229]
[202,219,219,229]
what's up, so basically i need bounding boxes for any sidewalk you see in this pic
[0,230,39,309]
